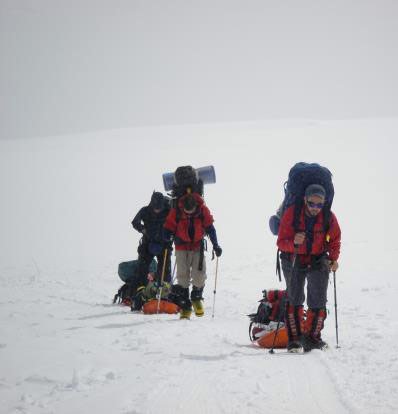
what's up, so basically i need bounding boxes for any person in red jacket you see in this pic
[277,184,341,352]
[164,193,222,319]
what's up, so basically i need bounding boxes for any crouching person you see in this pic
[131,191,172,310]
[164,193,222,319]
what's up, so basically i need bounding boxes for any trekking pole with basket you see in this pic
[291,243,299,268]
[268,318,283,354]
[156,248,168,314]
[171,259,177,285]
[333,270,340,348]
[211,256,220,318]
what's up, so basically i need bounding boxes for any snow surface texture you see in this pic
[1,120,397,413]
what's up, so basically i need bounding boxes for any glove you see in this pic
[162,239,172,250]
[213,245,222,257]
[329,260,339,272]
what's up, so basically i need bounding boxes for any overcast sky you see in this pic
[1,0,398,139]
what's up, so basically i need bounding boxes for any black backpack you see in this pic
[171,166,204,200]
[269,162,334,235]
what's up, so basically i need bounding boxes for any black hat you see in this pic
[150,192,164,209]
[183,195,197,212]
[305,184,326,199]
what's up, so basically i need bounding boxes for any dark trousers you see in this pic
[281,257,329,309]
[137,242,172,287]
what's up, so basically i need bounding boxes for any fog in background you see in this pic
[1,0,398,140]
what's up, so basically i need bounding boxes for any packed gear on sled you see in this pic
[142,299,179,314]
[113,259,157,305]
[131,281,179,314]
[134,248,174,314]
[249,290,329,351]
[248,289,289,349]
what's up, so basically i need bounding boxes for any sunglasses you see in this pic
[307,200,325,209]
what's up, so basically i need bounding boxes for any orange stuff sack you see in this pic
[255,327,288,349]
[142,299,179,314]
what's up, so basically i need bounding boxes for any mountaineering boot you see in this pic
[302,308,327,351]
[178,287,192,320]
[301,336,328,352]
[192,301,204,317]
[191,286,204,317]
[287,340,304,353]
[167,284,192,319]
[180,308,192,319]
[285,303,305,353]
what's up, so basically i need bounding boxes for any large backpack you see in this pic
[117,259,157,283]
[269,162,334,235]
[113,259,157,304]
[171,165,204,201]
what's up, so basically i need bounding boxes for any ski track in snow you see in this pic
[2,258,397,414]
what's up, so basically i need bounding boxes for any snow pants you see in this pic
[175,250,206,289]
[281,257,329,309]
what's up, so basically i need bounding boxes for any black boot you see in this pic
[191,286,204,317]
[169,285,192,318]
[180,287,192,319]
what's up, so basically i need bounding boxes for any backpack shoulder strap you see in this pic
[175,204,181,224]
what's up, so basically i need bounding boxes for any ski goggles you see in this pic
[306,200,325,209]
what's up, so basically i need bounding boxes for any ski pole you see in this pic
[156,248,168,314]
[211,256,219,318]
[333,270,340,348]
[269,295,286,354]
[292,243,299,268]
[269,318,282,354]
[171,259,177,285]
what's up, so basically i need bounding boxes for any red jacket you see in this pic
[164,193,214,251]
[277,205,341,264]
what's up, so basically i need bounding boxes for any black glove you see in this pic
[163,240,173,251]
[213,245,222,257]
